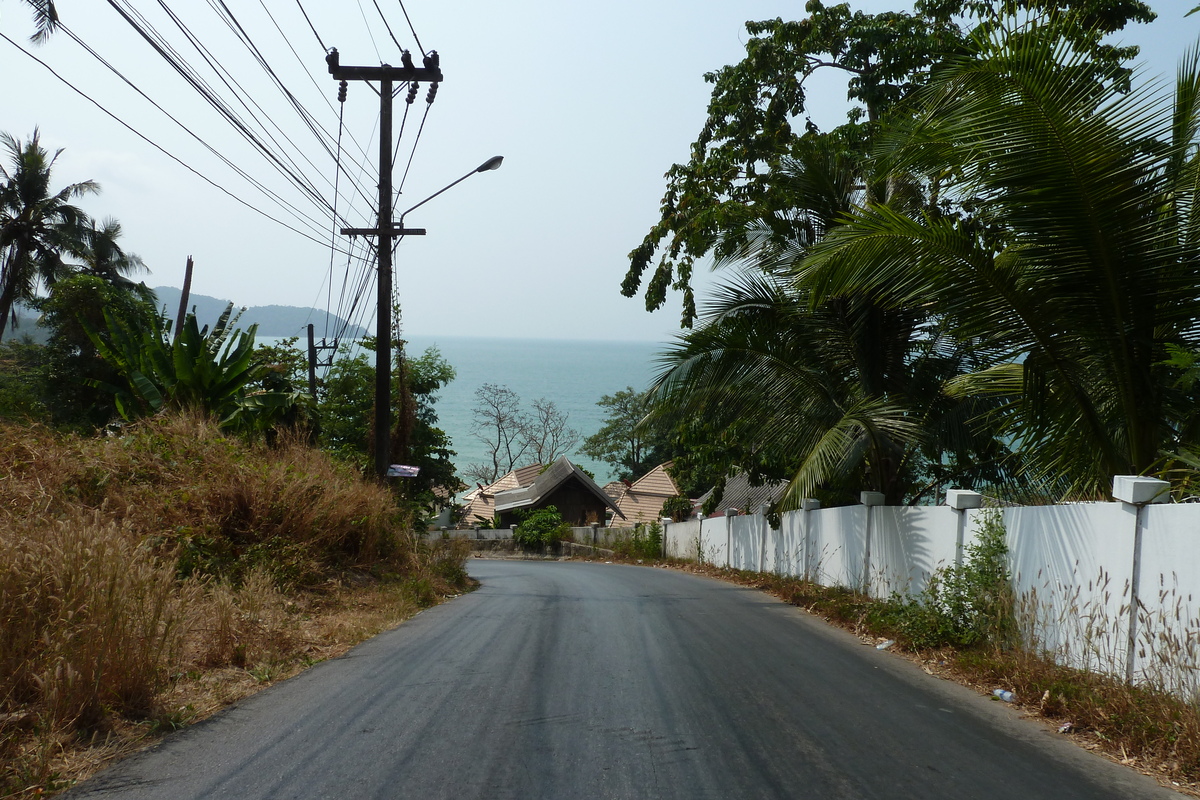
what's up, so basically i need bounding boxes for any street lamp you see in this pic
[372,155,504,481]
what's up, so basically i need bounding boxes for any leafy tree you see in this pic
[318,346,374,464]
[0,130,97,342]
[316,342,464,509]
[579,387,677,482]
[798,20,1200,496]
[620,1,1155,325]
[0,337,48,421]
[401,346,465,510]
[39,274,157,429]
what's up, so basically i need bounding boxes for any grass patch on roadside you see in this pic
[0,412,473,797]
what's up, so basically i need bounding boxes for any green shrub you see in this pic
[513,506,571,548]
[613,522,663,559]
[880,510,1015,650]
[660,495,692,522]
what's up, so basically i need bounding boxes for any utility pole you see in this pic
[327,49,441,481]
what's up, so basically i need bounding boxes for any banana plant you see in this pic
[86,302,302,430]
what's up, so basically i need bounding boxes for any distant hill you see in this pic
[151,287,368,339]
[3,290,367,344]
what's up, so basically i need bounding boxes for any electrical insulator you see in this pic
[406,83,418,104]
[426,82,438,103]
[337,80,347,103]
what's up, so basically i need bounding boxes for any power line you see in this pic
[397,0,426,56]
[294,0,326,52]
[372,0,407,54]
[0,31,345,252]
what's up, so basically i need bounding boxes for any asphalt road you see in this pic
[67,560,1183,799]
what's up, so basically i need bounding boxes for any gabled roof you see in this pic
[494,456,625,519]
[459,463,544,524]
[696,471,789,515]
[613,462,681,524]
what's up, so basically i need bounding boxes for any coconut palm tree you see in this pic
[20,0,58,43]
[0,129,97,342]
[798,24,1200,497]
[647,134,1013,507]
[77,217,154,303]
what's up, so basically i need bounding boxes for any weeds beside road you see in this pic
[0,413,472,798]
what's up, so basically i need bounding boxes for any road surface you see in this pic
[66,559,1183,799]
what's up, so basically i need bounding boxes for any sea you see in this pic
[267,335,668,486]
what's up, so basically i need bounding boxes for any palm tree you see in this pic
[647,135,1012,507]
[77,217,154,303]
[799,24,1200,497]
[0,129,97,342]
[20,0,59,43]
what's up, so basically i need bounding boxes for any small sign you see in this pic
[387,464,420,478]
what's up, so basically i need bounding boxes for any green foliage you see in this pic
[0,337,48,421]
[612,522,663,560]
[580,387,678,482]
[875,511,1014,649]
[317,345,373,466]
[86,301,306,434]
[660,495,692,523]
[0,129,97,343]
[39,275,156,428]
[513,505,571,548]
[315,341,464,509]
[621,2,1155,324]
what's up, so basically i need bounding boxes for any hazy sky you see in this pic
[2,1,1198,343]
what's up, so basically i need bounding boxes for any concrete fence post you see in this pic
[1113,475,1170,683]
[860,492,884,595]
[801,499,820,582]
[661,517,672,559]
[591,522,599,545]
[758,507,769,573]
[945,488,983,567]
[725,508,737,569]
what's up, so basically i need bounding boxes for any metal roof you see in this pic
[494,456,625,518]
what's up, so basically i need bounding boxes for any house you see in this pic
[493,456,625,528]
[611,462,682,525]
[696,471,789,516]
[458,463,544,527]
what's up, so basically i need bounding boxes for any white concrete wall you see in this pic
[1002,503,1135,674]
[1132,504,1200,695]
[868,507,959,599]
[657,499,1200,697]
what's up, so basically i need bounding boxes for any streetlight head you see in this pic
[476,155,504,172]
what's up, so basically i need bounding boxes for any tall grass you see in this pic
[0,412,468,794]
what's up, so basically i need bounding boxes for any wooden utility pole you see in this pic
[327,49,440,480]
[174,255,194,341]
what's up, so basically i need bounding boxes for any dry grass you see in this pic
[0,413,472,797]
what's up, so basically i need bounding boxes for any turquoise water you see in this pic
[268,335,668,485]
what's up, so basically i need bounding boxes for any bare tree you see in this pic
[521,397,579,465]
[465,383,530,484]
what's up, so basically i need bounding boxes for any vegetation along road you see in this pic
[66,561,1181,800]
